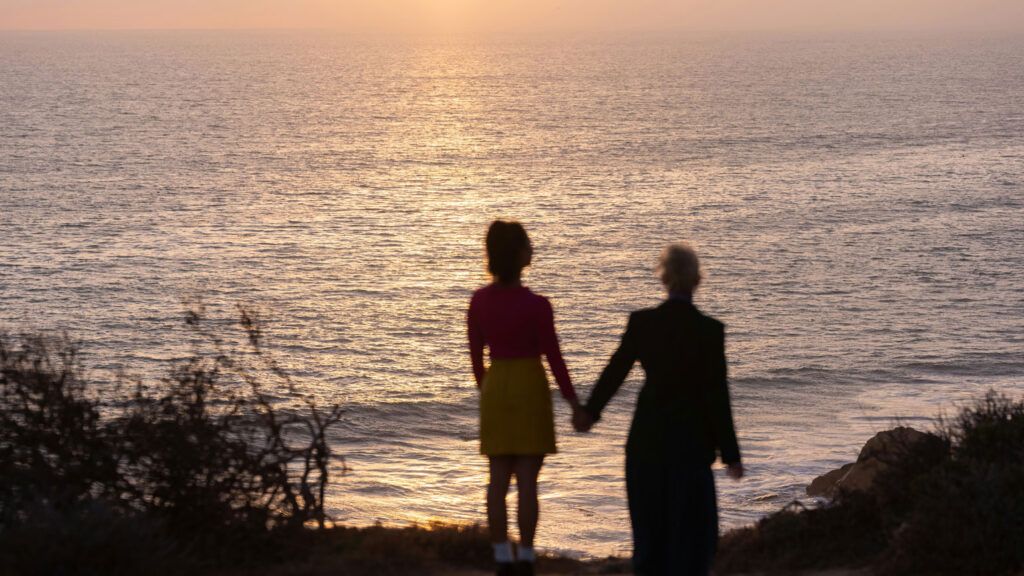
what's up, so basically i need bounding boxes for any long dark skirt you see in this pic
[625,455,718,576]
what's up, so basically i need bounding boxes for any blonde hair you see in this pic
[658,243,702,293]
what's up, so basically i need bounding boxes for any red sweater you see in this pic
[467,284,577,401]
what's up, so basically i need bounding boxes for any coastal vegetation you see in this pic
[0,307,344,575]
[716,391,1024,576]
[1,310,1021,575]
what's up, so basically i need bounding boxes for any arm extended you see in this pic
[538,298,578,403]
[583,313,638,422]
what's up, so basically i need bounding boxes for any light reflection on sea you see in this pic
[1,32,1023,556]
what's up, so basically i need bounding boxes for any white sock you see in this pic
[518,545,536,563]
[493,541,514,563]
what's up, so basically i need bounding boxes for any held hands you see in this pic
[726,462,744,481]
[570,401,594,433]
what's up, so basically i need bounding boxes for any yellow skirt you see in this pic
[479,357,556,456]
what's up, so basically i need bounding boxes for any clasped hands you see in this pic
[570,401,594,433]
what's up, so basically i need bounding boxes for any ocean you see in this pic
[1,31,1022,556]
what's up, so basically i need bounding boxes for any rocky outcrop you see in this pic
[806,427,940,498]
[806,462,855,497]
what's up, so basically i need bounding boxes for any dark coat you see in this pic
[584,299,741,465]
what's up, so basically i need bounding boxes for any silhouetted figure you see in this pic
[574,244,743,576]
[468,220,583,576]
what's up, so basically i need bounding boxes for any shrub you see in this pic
[716,391,1024,576]
[878,393,1024,576]
[0,335,121,525]
[715,492,886,573]
[0,306,344,574]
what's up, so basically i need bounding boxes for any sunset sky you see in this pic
[2,0,1022,32]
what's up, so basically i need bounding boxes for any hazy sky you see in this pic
[2,0,1022,32]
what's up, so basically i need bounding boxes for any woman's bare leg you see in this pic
[513,455,545,548]
[487,456,516,543]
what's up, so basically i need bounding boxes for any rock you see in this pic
[857,426,932,463]
[834,457,888,494]
[806,427,939,498]
[807,463,854,497]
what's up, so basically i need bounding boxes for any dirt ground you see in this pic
[434,565,872,569]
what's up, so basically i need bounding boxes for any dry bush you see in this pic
[878,392,1024,576]
[0,306,344,574]
[716,391,1024,576]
